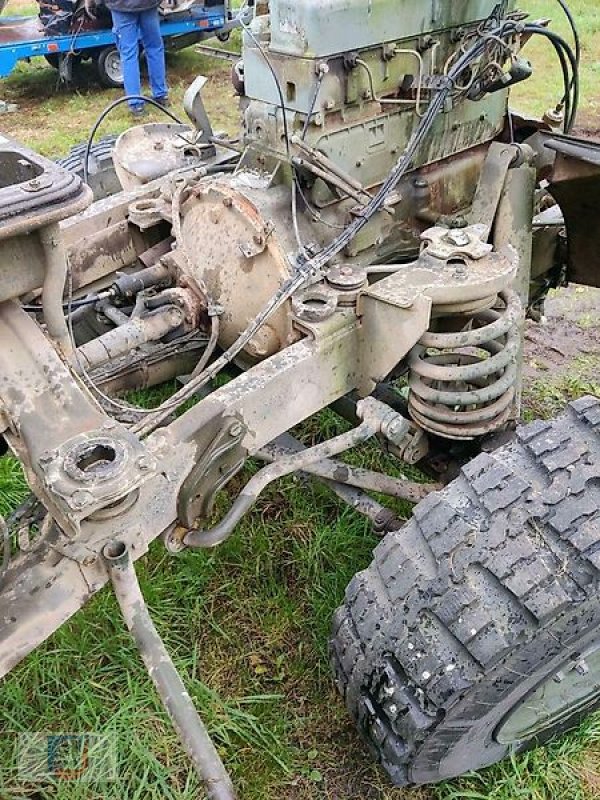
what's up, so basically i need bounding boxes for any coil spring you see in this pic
[408,289,522,440]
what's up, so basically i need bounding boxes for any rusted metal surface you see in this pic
[547,135,600,289]
[1,1,597,790]
[113,122,209,190]
[469,141,518,236]
[256,431,400,528]
[77,303,186,370]
[408,291,521,440]
[493,156,536,418]
[0,136,92,241]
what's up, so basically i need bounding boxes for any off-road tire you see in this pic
[330,396,600,785]
[56,135,120,201]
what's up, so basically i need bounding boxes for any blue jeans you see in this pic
[111,8,168,109]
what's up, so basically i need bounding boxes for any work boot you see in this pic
[154,96,170,108]
[130,105,145,118]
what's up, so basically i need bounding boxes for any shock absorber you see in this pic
[408,289,522,440]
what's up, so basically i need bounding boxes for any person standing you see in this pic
[86,0,169,116]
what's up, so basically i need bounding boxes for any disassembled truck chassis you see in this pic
[1,0,600,795]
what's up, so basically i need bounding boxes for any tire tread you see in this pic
[330,398,600,785]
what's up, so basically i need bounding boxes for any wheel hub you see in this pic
[496,642,600,745]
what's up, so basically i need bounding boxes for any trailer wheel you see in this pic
[95,45,124,88]
[330,396,600,786]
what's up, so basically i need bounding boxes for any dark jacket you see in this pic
[104,0,160,14]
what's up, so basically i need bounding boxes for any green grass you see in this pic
[512,0,600,125]
[1,1,600,799]
[523,354,600,420]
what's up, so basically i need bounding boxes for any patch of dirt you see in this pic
[523,285,600,380]
[572,123,600,142]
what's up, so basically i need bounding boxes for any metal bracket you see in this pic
[357,285,432,397]
[469,141,518,238]
[183,75,216,155]
[388,424,429,465]
[177,416,247,527]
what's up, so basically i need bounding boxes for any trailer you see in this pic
[0,3,231,89]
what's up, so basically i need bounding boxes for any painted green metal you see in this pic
[269,0,515,58]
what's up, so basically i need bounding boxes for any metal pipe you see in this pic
[184,398,386,549]
[39,223,72,356]
[291,136,371,198]
[112,262,171,296]
[259,433,436,504]
[77,306,185,371]
[292,156,368,206]
[103,541,236,800]
[101,303,130,327]
[256,432,397,526]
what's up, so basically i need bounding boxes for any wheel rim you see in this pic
[496,641,600,745]
[104,49,123,84]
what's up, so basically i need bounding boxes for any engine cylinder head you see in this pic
[408,289,522,440]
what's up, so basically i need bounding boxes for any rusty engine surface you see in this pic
[1,0,600,796]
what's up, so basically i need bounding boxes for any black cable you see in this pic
[524,25,579,131]
[22,295,104,313]
[83,95,185,185]
[555,0,581,72]
[239,17,290,157]
[529,28,572,133]
[301,70,325,141]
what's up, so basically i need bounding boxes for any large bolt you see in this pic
[575,659,590,677]
[136,455,155,471]
[326,265,367,292]
[71,489,93,509]
[444,229,470,248]
[39,450,53,466]
[229,421,243,438]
